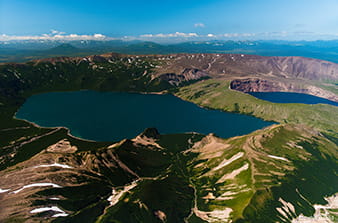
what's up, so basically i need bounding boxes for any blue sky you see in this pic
[1,0,338,40]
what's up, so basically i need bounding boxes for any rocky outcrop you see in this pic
[46,139,78,153]
[230,78,300,92]
[230,78,338,102]
[157,68,209,86]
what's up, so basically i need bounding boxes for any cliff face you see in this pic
[158,54,338,81]
[230,78,338,102]
[157,68,209,86]
[269,56,338,81]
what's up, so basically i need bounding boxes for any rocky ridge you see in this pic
[230,78,338,102]
[2,52,337,102]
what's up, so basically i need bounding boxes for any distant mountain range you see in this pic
[1,40,338,63]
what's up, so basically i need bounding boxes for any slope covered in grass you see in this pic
[176,79,338,134]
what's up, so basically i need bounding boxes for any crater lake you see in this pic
[16,91,275,141]
[248,92,338,106]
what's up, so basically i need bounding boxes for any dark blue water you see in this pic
[16,91,274,141]
[249,92,338,106]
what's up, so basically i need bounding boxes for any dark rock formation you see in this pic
[139,128,160,139]
[230,78,338,102]
[158,68,209,86]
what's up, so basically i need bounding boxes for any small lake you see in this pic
[248,92,338,106]
[16,91,274,141]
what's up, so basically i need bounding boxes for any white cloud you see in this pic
[139,34,153,38]
[140,32,198,38]
[0,31,107,41]
[93,33,105,38]
[137,31,337,41]
[2,30,338,43]
[222,33,256,38]
[194,23,205,28]
[50,29,65,35]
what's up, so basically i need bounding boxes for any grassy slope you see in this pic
[175,79,338,134]
[185,124,338,223]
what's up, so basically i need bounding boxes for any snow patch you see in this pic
[108,180,139,206]
[12,183,62,194]
[212,152,244,171]
[30,206,68,217]
[194,208,232,223]
[52,213,69,217]
[0,188,10,193]
[33,163,73,169]
[268,155,290,162]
